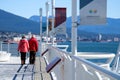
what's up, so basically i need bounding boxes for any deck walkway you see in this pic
[34,57,52,80]
[0,56,52,80]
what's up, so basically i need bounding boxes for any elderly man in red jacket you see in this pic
[28,34,38,64]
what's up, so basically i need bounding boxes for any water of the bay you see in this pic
[1,41,119,55]
[58,41,119,66]
[1,41,119,66]
[58,41,119,53]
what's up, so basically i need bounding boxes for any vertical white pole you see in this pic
[51,0,55,44]
[7,43,9,53]
[46,2,49,43]
[72,0,77,56]
[72,0,77,80]
[0,42,2,51]
[39,8,42,56]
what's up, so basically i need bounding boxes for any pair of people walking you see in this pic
[18,35,38,65]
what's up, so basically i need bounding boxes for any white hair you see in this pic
[32,34,35,38]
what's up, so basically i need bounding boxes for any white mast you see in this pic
[71,0,77,80]
[72,0,77,55]
[51,0,55,44]
[39,8,42,40]
[39,8,42,56]
[46,2,49,43]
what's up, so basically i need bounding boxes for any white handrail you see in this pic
[42,44,120,80]
[112,43,120,73]
[71,55,120,80]
[53,45,69,51]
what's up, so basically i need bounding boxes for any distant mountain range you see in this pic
[0,9,45,34]
[1,9,120,37]
[29,15,120,35]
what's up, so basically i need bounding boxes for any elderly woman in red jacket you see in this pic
[18,35,29,65]
[28,34,38,64]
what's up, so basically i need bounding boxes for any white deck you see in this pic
[0,57,34,80]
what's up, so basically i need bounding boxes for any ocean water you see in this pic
[1,41,119,66]
[58,41,119,54]
[1,41,119,55]
[58,41,120,66]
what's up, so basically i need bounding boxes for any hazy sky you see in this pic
[0,0,120,19]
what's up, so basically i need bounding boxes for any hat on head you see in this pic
[22,35,26,38]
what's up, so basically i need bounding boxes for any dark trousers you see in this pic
[29,51,36,64]
[20,52,26,65]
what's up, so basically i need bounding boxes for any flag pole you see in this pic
[71,0,77,80]
[51,0,55,45]
[39,8,42,56]
[46,2,49,43]
[71,0,77,56]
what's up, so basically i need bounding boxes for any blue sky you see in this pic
[0,0,120,19]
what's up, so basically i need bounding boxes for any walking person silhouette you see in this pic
[18,35,29,65]
[28,34,38,64]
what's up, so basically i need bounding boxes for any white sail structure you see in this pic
[49,8,67,35]
[80,0,107,25]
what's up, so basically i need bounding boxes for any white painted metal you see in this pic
[46,2,49,43]
[42,44,120,80]
[7,43,10,53]
[0,42,2,51]
[0,42,11,61]
[53,45,69,51]
[77,52,115,70]
[112,43,120,73]
[39,8,42,56]
[72,0,77,80]
[51,0,55,44]
[0,51,11,61]
[71,0,77,56]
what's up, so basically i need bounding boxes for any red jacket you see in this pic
[18,39,29,53]
[29,37,38,52]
